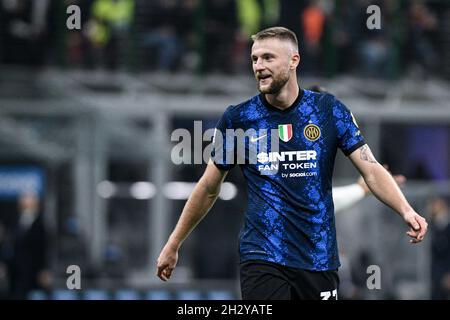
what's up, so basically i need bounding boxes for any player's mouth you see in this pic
[257,74,272,84]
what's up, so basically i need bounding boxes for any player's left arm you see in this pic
[348,144,428,243]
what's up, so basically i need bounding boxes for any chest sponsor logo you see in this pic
[304,124,321,141]
[278,124,293,142]
[257,150,318,178]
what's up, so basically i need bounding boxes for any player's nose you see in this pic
[254,59,265,72]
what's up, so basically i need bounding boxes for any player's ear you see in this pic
[290,52,300,70]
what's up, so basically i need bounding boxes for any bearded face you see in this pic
[251,38,297,95]
[256,65,291,94]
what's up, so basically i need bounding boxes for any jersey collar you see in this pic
[259,87,304,113]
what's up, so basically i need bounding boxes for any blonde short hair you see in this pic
[251,27,299,51]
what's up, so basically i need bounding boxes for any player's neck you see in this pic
[265,79,299,110]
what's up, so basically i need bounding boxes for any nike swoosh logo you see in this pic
[250,134,268,143]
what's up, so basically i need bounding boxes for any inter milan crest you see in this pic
[278,124,293,142]
[303,124,321,141]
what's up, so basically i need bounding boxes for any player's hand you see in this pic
[156,243,178,281]
[403,210,428,244]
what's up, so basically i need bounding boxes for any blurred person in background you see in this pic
[234,0,279,73]
[64,0,94,68]
[85,0,134,70]
[0,0,50,66]
[334,174,406,214]
[407,1,438,78]
[203,0,238,74]
[157,27,428,300]
[333,162,406,300]
[300,0,326,75]
[0,223,9,299]
[428,197,450,299]
[355,0,389,78]
[141,0,195,72]
[3,192,51,299]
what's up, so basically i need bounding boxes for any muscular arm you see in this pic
[349,144,428,243]
[156,161,228,281]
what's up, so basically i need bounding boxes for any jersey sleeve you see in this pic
[211,106,237,171]
[332,98,366,156]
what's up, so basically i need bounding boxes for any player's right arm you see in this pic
[156,161,228,281]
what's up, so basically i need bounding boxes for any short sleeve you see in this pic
[211,106,237,171]
[332,98,366,156]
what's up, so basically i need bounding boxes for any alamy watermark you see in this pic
[366,264,381,290]
[171,121,280,165]
[66,264,81,290]
[366,5,381,30]
[66,5,81,30]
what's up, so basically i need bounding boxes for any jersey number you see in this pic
[320,289,337,300]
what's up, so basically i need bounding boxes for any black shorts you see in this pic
[240,260,339,300]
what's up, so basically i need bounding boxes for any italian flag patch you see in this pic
[278,124,293,142]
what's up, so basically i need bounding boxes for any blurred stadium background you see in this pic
[0,0,449,300]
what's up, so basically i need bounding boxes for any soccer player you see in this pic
[156,27,428,300]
